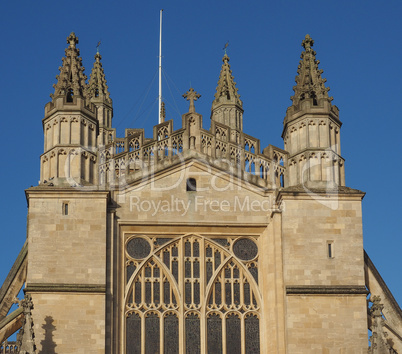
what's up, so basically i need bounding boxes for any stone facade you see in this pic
[0,32,401,353]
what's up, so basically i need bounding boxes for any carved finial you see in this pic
[302,34,314,50]
[370,295,384,318]
[67,32,78,48]
[17,293,37,353]
[160,101,166,122]
[183,88,201,113]
[95,52,101,63]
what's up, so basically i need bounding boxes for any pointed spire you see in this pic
[212,54,242,108]
[51,32,87,101]
[290,34,333,108]
[211,54,244,131]
[86,51,112,105]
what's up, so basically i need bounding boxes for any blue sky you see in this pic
[1,1,401,307]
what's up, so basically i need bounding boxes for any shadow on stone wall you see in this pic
[39,316,56,353]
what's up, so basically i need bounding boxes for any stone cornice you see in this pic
[277,184,365,202]
[25,188,109,197]
[25,283,106,294]
[286,285,368,295]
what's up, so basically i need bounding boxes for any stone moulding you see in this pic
[286,285,368,295]
[25,283,106,293]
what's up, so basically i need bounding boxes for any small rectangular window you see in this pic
[327,241,334,258]
[62,202,69,216]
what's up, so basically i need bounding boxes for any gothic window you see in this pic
[67,88,73,102]
[124,235,261,353]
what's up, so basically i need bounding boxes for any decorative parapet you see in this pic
[99,116,287,190]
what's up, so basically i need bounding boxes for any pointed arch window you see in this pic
[124,235,261,353]
[66,88,74,102]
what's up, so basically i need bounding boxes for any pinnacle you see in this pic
[290,34,333,107]
[87,51,112,105]
[160,101,166,122]
[212,54,242,107]
[50,32,87,101]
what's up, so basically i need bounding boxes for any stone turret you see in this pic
[41,32,98,186]
[211,54,243,131]
[283,35,345,188]
[87,50,114,146]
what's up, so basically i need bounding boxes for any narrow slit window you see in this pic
[63,202,69,216]
[186,178,196,192]
[327,242,334,258]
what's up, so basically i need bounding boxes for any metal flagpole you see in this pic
[158,9,163,124]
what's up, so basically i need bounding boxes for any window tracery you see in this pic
[124,234,261,353]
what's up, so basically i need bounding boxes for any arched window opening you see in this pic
[186,178,196,192]
[62,202,69,216]
[124,235,261,353]
[67,88,74,102]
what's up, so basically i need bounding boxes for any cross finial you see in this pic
[183,88,201,113]
[67,32,78,48]
[96,41,101,54]
[302,34,314,50]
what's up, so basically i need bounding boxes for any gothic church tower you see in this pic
[41,32,99,186]
[283,35,345,188]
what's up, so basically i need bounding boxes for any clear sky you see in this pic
[1,1,401,308]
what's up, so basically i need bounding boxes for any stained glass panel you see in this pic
[207,314,222,354]
[127,237,151,259]
[233,238,258,261]
[126,313,141,354]
[226,314,241,354]
[145,313,160,354]
[245,314,260,353]
[185,314,200,354]
[164,314,179,354]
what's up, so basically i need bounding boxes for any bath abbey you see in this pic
[0,32,401,353]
